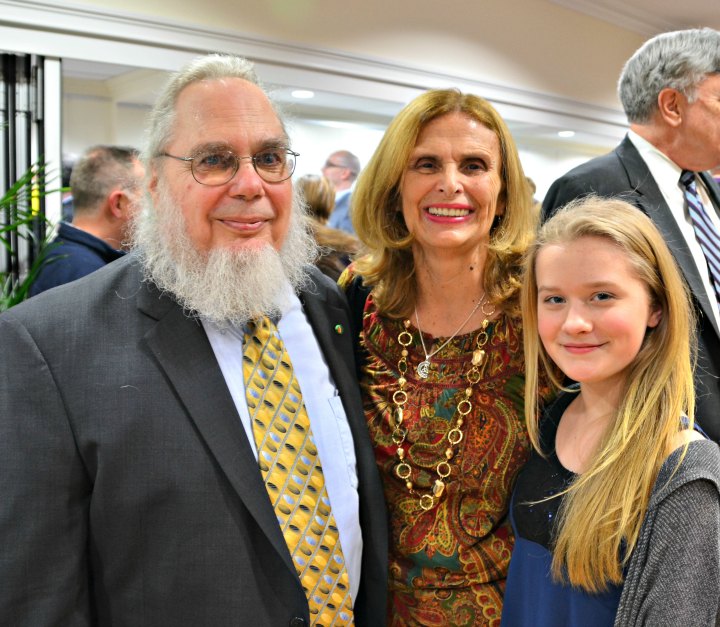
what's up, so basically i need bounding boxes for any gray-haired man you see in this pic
[0,54,387,626]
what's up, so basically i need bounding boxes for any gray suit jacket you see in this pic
[0,254,388,626]
[542,135,720,443]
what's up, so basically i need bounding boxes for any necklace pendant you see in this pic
[417,360,431,379]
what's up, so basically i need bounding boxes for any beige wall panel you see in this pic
[75,0,644,109]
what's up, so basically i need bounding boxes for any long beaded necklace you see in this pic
[391,297,496,511]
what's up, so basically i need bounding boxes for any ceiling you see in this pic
[552,0,720,36]
[61,0,718,153]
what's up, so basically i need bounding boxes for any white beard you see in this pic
[131,177,318,328]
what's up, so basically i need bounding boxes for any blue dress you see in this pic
[501,391,622,627]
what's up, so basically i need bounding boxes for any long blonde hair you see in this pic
[522,196,696,592]
[352,88,535,318]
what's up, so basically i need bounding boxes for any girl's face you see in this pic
[535,235,662,393]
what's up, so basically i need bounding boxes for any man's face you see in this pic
[150,78,293,255]
[677,73,720,171]
[321,152,350,189]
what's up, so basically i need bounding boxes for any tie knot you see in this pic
[680,169,696,188]
[245,316,277,344]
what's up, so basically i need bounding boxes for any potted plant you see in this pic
[1,164,58,311]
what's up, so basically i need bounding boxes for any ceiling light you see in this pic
[291,89,314,99]
[558,130,575,138]
[314,120,359,129]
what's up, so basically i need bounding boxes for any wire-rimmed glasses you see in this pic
[160,147,299,185]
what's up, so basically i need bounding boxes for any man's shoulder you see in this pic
[301,265,346,304]
[555,148,625,186]
[542,141,641,219]
[5,254,147,326]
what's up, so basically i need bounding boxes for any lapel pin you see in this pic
[334,324,344,335]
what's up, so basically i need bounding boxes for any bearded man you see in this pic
[0,54,387,627]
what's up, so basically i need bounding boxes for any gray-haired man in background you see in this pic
[323,149,361,234]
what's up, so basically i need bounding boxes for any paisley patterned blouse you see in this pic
[358,294,531,627]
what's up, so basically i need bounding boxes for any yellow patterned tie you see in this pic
[243,317,354,626]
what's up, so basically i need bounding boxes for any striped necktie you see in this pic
[243,317,354,626]
[680,169,720,308]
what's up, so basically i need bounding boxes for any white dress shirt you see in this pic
[202,287,362,602]
[628,130,720,329]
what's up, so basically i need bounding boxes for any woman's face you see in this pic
[400,112,505,257]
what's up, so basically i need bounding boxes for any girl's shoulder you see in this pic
[651,437,720,508]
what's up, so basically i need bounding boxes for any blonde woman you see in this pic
[502,197,720,626]
[340,89,549,625]
[296,173,360,280]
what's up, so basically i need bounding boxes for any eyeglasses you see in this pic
[160,148,299,185]
[323,162,346,170]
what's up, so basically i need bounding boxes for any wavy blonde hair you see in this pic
[352,88,535,318]
[296,174,336,223]
[522,196,696,592]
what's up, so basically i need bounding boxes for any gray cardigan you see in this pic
[615,439,720,626]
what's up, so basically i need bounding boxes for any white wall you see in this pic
[518,144,608,201]
[74,0,643,110]
[62,94,151,161]
[287,120,386,179]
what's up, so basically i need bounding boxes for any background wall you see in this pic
[74,0,644,108]
[61,78,608,199]
[7,0,713,205]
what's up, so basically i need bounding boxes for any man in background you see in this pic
[30,145,144,296]
[323,149,361,234]
[542,28,720,442]
[0,54,386,626]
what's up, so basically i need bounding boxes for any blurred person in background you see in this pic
[297,173,360,280]
[323,149,361,234]
[30,145,144,296]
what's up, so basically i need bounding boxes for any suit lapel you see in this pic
[299,273,367,432]
[617,138,720,338]
[300,287,354,398]
[137,287,297,577]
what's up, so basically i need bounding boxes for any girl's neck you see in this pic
[555,382,623,474]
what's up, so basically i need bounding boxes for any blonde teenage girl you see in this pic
[502,197,720,626]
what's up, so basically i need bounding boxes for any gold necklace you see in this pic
[392,298,495,511]
[414,294,487,379]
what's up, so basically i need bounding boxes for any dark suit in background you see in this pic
[29,221,124,296]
